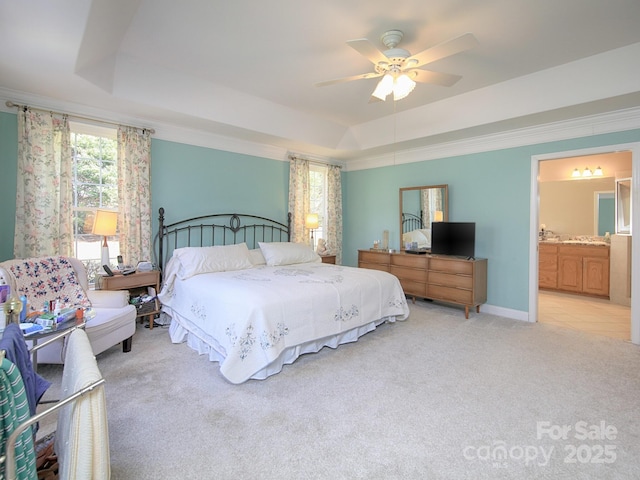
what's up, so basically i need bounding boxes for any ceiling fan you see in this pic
[315,30,478,102]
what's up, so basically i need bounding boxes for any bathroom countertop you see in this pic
[539,239,609,247]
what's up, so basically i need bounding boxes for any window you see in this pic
[70,122,119,280]
[309,164,328,241]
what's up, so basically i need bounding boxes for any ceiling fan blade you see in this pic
[410,69,462,87]
[347,38,389,65]
[315,71,382,88]
[405,33,478,68]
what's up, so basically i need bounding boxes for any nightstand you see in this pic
[97,270,161,329]
[320,255,336,264]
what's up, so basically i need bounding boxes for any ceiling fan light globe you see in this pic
[393,74,416,101]
[372,74,394,100]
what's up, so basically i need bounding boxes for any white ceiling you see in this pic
[1,0,640,167]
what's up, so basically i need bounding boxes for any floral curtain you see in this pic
[326,165,343,263]
[421,188,443,226]
[288,157,343,263]
[14,109,73,258]
[117,126,152,266]
[287,157,310,244]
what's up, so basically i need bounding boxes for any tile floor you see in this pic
[538,290,631,341]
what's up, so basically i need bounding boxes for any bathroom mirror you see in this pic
[399,185,448,250]
[615,177,632,235]
[595,191,615,236]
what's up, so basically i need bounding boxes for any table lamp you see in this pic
[305,213,319,249]
[92,209,118,270]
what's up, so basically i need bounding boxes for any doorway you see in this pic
[529,143,640,345]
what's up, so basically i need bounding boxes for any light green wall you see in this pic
[150,139,290,233]
[343,130,640,312]
[0,112,18,261]
[2,110,639,314]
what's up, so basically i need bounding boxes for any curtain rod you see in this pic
[5,100,156,135]
[288,154,342,169]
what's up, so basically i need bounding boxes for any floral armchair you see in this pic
[0,256,136,364]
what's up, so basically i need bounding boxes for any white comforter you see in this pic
[159,262,409,383]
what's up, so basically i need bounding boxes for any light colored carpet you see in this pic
[37,301,640,479]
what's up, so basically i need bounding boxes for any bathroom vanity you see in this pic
[539,242,610,297]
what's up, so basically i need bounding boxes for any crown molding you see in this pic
[3,86,639,171]
[344,106,640,171]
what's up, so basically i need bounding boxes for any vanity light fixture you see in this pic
[571,166,604,179]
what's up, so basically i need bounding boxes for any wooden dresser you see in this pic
[358,250,488,319]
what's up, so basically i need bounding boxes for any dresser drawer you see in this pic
[359,262,389,273]
[428,271,472,289]
[391,254,428,269]
[390,265,427,282]
[427,284,473,305]
[399,279,427,297]
[359,250,390,266]
[429,258,473,275]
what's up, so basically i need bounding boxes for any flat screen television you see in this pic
[430,222,476,258]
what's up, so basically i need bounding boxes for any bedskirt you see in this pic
[168,311,393,381]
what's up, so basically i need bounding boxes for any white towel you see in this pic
[54,329,110,480]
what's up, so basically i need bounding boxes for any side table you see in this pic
[26,319,86,373]
[97,270,161,329]
[320,255,336,264]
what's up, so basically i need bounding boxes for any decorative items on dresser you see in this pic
[358,250,488,319]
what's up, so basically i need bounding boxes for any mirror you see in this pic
[399,185,448,250]
[595,191,615,236]
[615,178,632,235]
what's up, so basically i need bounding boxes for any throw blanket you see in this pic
[0,324,51,418]
[2,256,90,314]
[0,358,37,480]
[54,329,110,480]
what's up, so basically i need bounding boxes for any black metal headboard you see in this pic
[156,208,291,273]
[402,212,424,233]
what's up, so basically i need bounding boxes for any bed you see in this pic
[156,208,410,384]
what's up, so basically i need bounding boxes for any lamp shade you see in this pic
[305,213,319,229]
[372,74,394,101]
[92,210,117,236]
[393,74,416,101]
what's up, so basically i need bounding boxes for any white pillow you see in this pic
[258,242,321,266]
[249,248,266,266]
[173,243,253,279]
